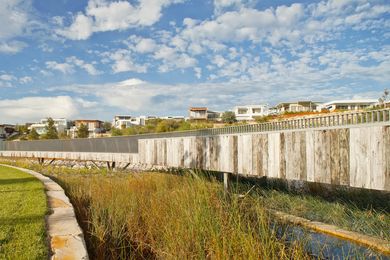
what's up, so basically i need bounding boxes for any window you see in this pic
[252,108,261,113]
[238,108,248,114]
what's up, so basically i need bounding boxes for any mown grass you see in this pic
[0,165,48,259]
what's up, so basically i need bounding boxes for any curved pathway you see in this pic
[0,164,88,260]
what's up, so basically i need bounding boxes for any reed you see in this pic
[51,172,308,259]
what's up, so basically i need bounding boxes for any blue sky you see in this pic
[0,0,389,124]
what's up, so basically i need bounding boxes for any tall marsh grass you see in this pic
[53,172,308,259]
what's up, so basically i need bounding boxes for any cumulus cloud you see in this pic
[0,0,31,53]
[101,49,148,73]
[0,96,95,124]
[57,0,185,40]
[19,76,32,84]
[45,56,101,75]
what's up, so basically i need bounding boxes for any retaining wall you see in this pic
[1,124,389,191]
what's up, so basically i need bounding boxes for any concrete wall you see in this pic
[1,125,389,191]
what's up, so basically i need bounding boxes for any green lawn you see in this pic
[0,165,48,259]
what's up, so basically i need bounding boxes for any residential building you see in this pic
[233,105,269,121]
[159,116,185,121]
[70,120,104,138]
[189,107,221,120]
[276,101,320,114]
[316,99,377,112]
[29,118,71,135]
[189,107,208,120]
[112,115,146,129]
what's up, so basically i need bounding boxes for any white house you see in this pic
[275,101,320,114]
[233,105,269,121]
[159,116,185,120]
[112,115,146,129]
[316,99,377,112]
[29,118,70,135]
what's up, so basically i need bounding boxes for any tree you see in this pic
[43,118,58,139]
[111,128,123,136]
[77,123,89,138]
[28,128,40,140]
[221,111,237,124]
[378,88,389,108]
[103,121,112,132]
[156,120,180,132]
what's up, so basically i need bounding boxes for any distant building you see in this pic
[29,118,71,135]
[189,107,208,120]
[275,101,320,114]
[233,105,269,121]
[112,115,146,129]
[189,107,221,120]
[70,120,104,138]
[0,124,16,140]
[159,116,185,121]
[316,99,377,112]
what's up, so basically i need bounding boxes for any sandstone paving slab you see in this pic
[46,190,72,206]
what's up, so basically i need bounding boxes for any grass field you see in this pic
[0,165,48,259]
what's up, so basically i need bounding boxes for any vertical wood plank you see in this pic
[330,130,340,185]
[279,133,287,179]
[268,133,280,178]
[314,130,331,184]
[384,126,390,191]
[339,129,350,186]
[299,131,307,181]
[306,130,315,182]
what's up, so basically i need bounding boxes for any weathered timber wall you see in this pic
[138,125,390,191]
[1,125,389,191]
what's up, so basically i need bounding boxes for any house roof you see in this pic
[276,101,320,108]
[321,99,378,106]
[75,120,103,123]
[189,107,208,111]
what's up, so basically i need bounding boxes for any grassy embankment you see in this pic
[0,165,48,259]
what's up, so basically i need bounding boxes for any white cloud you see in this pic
[0,74,16,81]
[57,0,184,40]
[19,76,32,84]
[103,49,148,73]
[66,56,101,75]
[0,41,27,54]
[45,57,101,75]
[134,38,157,53]
[213,0,257,15]
[0,0,31,53]
[46,61,74,74]
[0,96,88,123]
[47,76,378,118]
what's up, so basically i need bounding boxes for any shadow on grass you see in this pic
[0,188,43,193]
[0,215,44,226]
[0,177,37,186]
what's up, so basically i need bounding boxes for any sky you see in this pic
[0,0,389,124]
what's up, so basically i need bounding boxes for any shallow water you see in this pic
[271,223,389,259]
